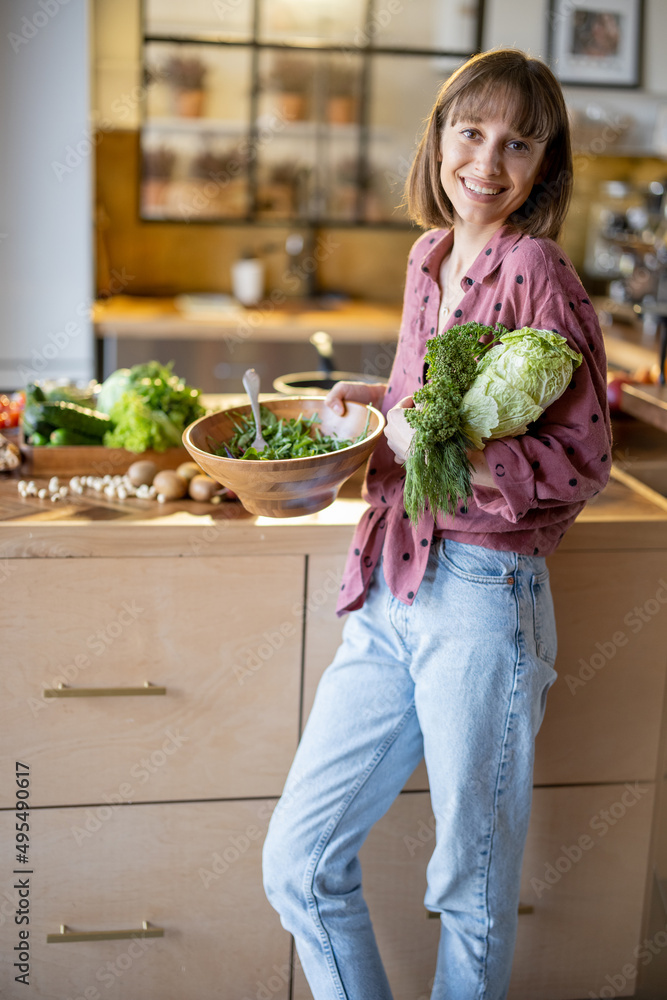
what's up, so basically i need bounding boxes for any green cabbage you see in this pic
[460,328,582,450]
[95,368,131,416]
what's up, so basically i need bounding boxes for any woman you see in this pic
[262,48,611,1000]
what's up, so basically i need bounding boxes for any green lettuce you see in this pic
[102,360,205,453]
[460,327,582,450]
[403,323,583,524]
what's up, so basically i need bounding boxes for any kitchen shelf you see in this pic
[139,0,484,226]
[144,117,248,133]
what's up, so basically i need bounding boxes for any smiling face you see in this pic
[439,115,548,234]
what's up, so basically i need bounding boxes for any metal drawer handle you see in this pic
[47,920,164,943]
[428,903,534,918]
[44,681,166,698]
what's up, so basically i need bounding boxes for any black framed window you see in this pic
[139,0,485,225]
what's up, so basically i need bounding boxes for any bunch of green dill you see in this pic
[403,321,500,524]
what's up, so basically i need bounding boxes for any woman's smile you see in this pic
[460,176,507,198]
[440,116,547,228]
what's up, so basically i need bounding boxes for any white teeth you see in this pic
[463,178,502,195]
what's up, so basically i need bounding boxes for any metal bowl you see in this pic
[273,370,387,396]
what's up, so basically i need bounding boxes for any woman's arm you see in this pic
[472,243,612,521]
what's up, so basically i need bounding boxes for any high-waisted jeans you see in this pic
[262,538,558,1000]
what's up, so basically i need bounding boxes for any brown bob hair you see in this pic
[405,49,573,241]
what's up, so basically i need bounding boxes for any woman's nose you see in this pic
[475,143,502,175]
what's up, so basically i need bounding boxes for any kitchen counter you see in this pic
[2,402,667,556]
[1,460,667,558]
[2,418,667,999]
[93,295,403,344]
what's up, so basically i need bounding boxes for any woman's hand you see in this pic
[467,448,499,489]
[385,396,416,464]
[324,380,386,416]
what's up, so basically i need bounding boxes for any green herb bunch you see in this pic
[404,322,501,524]
[213,404,369,461]
[403,321,583,526]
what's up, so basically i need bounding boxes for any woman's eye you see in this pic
[461,129,478,139]
[508,140,529,151]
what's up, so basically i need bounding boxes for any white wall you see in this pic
[484,0,667,94]
[0,0,93,390]
[485,0,667,157]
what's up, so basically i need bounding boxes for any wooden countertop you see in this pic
[11,312,667,558]
[93,293,660,363]
[93,295,402,344]
[1,462,666,559]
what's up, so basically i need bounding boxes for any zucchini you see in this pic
[29,432,49,447]
[40,401,112,439]
[49,427,103,447]
[21,404,55,439]
[26,383,46,404]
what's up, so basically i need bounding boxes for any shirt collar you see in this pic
[417,224,524,287]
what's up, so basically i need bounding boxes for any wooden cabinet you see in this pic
[2,556,302,805]
[292,785,655,1000]
[0,555,300,997]
[535,551,667,786]
[0,800,287,1000]
[298,548,667,999]
[1,483,666,998]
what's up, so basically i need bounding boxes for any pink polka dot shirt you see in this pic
[336,224,612,617]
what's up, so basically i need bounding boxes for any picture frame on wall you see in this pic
[547,0,643,88]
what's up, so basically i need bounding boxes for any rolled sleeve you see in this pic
[471,240,612,522]
[473,440,536,521]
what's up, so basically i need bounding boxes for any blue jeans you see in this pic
[262,539,558,1000]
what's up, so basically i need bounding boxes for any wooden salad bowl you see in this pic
[183,396,386,518]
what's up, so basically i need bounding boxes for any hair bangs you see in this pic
[405,49,573,240]
[447,73,557,145]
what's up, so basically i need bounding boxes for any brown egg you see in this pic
[153,469,188,500]
[188,474,219,502]
[176,461,202,483]
[127,459,158,487]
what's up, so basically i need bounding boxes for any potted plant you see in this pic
[266,54,312,122]
[185,147,248,218]
[164,55,207,117]
[141,146,176,211]
[326,60,359,125]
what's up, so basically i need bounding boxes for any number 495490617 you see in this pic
[15,762,30,864]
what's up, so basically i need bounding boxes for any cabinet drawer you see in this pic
[0,800,289,1000]
[536,550,667,784]
[510,782,654,998]
[292,783,654,1000]
[2,557,303,805]
[304,552,667,787]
